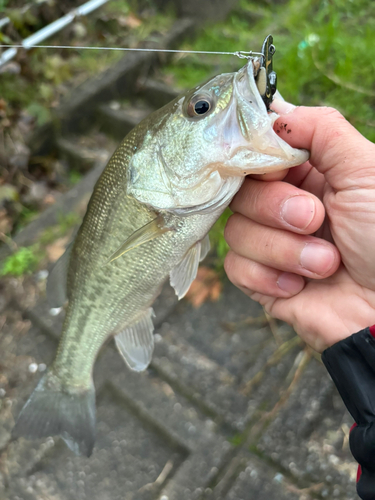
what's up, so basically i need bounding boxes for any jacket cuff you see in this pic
[322,326,375,500]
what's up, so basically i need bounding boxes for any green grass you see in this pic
[1,212,81,277]
[209,208,231,271]
[16,206,39,229]
[228,432,247,447]
[68,170,83,186]
[1,245,40,276]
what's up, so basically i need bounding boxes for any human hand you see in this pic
[224,101,375,352]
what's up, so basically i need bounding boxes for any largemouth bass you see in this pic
[13,59,308,456]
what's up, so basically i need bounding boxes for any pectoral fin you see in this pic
[105,215,171,265]
[114,308,155,372]
[170,242,199,300]
[199,234,210,262]
[46,242,73,308]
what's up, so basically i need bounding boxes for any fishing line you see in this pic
[0,44,262,59]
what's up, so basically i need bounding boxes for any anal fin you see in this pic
[114,308,155,372]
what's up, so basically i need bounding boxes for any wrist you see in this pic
[298,325,362,354]
[322,323,375,351]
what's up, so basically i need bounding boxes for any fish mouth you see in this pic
[218,60,309,174]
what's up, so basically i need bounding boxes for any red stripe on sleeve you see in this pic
[357,464,362,483]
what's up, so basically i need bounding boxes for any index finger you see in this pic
[250,170,289,182]
[271,100,375,191]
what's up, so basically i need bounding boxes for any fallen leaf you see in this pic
[45,235,70,262]
[0,209,12,234]
[185,266,222,308]
[118,14,142,29]
[43,193,56,205]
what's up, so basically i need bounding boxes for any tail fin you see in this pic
[12,371,96,456]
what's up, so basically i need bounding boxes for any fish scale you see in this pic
[13,59,309,457]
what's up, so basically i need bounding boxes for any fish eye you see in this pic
[186,95,213,118]
[194,100,211,115]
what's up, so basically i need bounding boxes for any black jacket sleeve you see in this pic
[322,326,375,500]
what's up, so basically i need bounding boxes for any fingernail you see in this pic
[277,272,304,294]
[281,196,315,229]
[272,98,296,114]
[300,243,335,275]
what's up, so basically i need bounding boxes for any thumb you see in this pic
[271,99,375,191]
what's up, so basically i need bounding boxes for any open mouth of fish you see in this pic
[206,59,309,176]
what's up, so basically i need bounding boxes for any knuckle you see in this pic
[319,106,345,122]
[224,252,253,290]
[252,182,286,224]
[223,251,235,278]
[231,179,252,210]
[250,185,265,216]
[258,230,279,263]
[312,107,349,166]
[319,107,347,142]
[237,268,253,290]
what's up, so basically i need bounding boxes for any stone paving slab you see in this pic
[96,103,154,141]
[56,137,112,173]
[152,288,302,430]
[7,390,185,500]
[0,320,57,448]
[223,453,309,500]
[258,358,357,499]
[137,78,179,108]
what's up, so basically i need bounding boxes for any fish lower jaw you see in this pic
[220,145,310,176]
